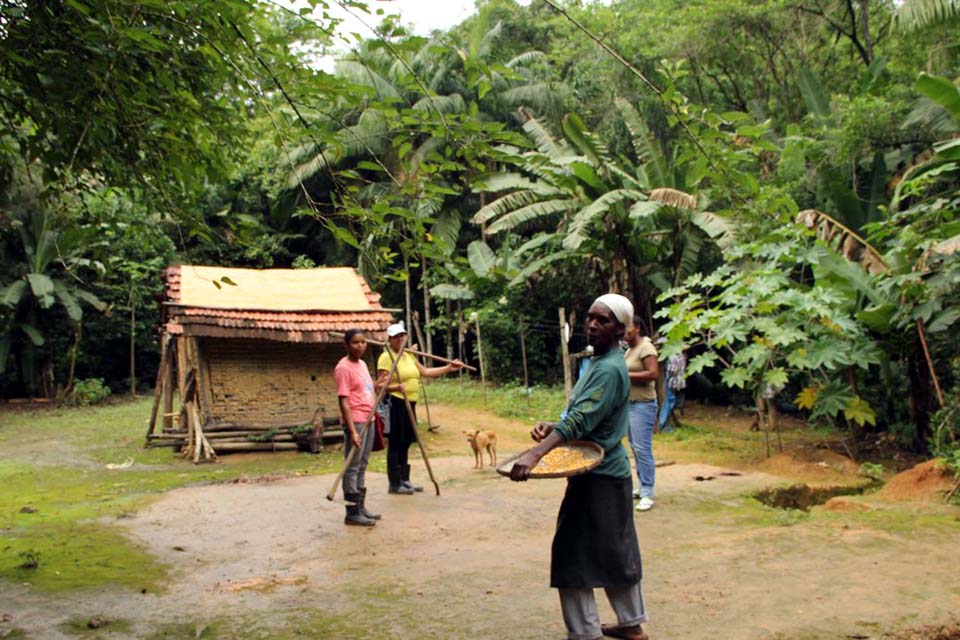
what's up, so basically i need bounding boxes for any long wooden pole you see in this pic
[146,333,171,440]
[326,348,402,502]
[399,386,440,496]
[329,332,477,372]
[411,314,436,433]
[560,307,572,399]
[381,344,442,496]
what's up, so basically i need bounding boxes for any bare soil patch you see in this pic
[2,403,959,640]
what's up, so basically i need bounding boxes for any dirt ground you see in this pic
[3,404,960,640]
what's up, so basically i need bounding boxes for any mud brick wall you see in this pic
[203,338,344,427]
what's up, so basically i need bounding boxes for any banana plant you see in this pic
[470,103,731,297]
[1,208,105,393]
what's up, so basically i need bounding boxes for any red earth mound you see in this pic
[877,459,954,502]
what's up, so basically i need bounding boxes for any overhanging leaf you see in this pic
[467,240,497,278]
[26,273,55,308]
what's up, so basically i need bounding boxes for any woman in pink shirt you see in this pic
[334,328,381,527]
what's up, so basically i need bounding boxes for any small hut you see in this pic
[146,265,393,461]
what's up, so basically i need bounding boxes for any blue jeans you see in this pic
[628,400,657,499]
[658,383,678,431]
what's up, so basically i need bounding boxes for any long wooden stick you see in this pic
[329,332,477,372]
[326,350,401,501]
[381,344,441,496]
[399,385,440,496]
[412,315,437,432]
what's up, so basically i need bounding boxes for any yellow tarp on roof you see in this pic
[176,266,372,311]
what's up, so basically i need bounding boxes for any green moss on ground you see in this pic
[0,398,348,594]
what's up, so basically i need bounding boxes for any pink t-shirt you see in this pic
[333,356,375,424]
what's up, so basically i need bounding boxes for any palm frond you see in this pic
[795,209,889,274]
[473,190,549,225]
[615,98,668,187]
[430,209,462,256]
[413,94,466,114]
[473,172,557,194]
[562,113,614,171]
[563,189,645,250]
[335,60,401,100]
[506,50,547,69]
[487,198,577,235]
[691,211,735,248]
[500,84,558,115]
[518,109,568,160]
[1,280,27,308]
[896,0,960,31]
[649,188,697,209]
[677,228,706,284]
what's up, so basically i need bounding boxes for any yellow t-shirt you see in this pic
[377,349,421,402]
[624,337,658,402]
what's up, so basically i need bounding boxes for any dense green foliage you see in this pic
[1,0,958,455]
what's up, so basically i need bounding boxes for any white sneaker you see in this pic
[635,497,654,512]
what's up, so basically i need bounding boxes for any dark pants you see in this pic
[386,395,416,486]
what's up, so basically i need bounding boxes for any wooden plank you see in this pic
[195,337,215,423]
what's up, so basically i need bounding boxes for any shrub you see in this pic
[72,378,111,406]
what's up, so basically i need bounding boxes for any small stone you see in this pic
[19,506,37,514]
[87,616,108,629]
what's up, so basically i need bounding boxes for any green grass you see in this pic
[426,379,566,424]
[0,398,348,593]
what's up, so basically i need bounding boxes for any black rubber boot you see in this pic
[359,488,381,520]
[401,464,423,493]
[344,493,375,526]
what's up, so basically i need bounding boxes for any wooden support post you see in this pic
[146,334,171,440]
[560,307,572,399]
[162,342,175,431]
[475,315,486,406]
[195,338,215,422]
[412,313,436,432]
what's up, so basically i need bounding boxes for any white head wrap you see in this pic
[386,321,407,337]
[594,293,634,328]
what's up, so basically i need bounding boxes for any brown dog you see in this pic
[463,429,497,469]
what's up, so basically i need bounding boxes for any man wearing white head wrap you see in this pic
[509,294,649,640]
[594,293,635,329]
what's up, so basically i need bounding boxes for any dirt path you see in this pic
[3,404,960,639]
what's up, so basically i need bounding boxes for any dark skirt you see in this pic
[550,474,643,589]
[386,395,417,447]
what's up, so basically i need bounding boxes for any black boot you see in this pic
[359,488,381,520]
[401,464,423,493]
[344,493,375,526]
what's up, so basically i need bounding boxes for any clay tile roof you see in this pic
[162,265,393,343]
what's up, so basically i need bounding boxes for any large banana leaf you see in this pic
[520,113,568,160]
[487,198,577,235]
[615,98,667,188]
[467,240,497,278]
[53,281,82,324]
[472,190,544,225]
[916,73,960,119]
[429,283,475,300]
[798,66,831,118]
[896,0,960,31]
[563,189,645,250]
[1,280,27,307]
[26,273,55,308]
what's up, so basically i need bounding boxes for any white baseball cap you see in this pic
[386,322,407,337]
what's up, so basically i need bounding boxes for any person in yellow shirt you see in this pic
[624,316,659,512]
[377,322,464,494]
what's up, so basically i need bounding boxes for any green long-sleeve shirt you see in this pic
[553,347,631,478]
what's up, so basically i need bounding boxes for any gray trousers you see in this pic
[559,583,647,640]
[342,420,375,497]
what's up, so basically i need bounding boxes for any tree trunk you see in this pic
[907,344,933,452]
[129,283,137,398]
